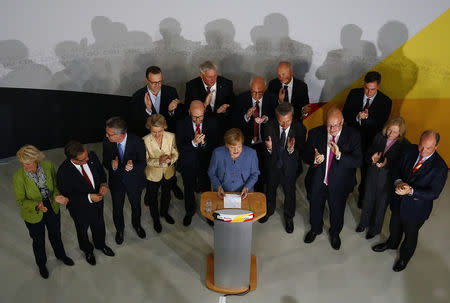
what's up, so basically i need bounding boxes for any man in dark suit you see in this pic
[343,71,392,207]
[57,140,115,265]
[130,65,184,200]
[260,102,306,233]
[303,107,362,250]
[185,60,234,138]
[103,117,146,244]
[372,130,447,272]
[267,61,311,121]
[176,100,219,226]
[233,76,278,192]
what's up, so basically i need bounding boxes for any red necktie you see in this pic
[325,135,336,185]
[412,155,424,174]
[253,100,260,142]
[80,165,94,189]
[363,98,371,111]
[196,124,201,135]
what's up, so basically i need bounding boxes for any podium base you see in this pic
[206,253,257,294]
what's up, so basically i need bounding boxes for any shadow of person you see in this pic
[190,18,242,78]
[51,40,91,91]
[316,24,378,102]
[0,39,52,89]
[375,21,418,118]
[153,17,201,98]
[86,16,153,95]
[263,13,313,81]
[244,25,278,81]
[219,53,252,94]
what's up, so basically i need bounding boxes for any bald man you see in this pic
[233,76,278,192]
[176,100,219,226]
[372,130,447,272]
[268,61,311,121]
[303,107,362,250]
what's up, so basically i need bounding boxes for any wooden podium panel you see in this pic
[200,192,267,221]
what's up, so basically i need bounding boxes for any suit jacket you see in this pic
[176,115,219,174]
[208,145,260,192]
[304,125,362,197]
[267,77,309,121]
[143,131,179,182]
[263,119,307,178]
[130,85,183,136]
[56,151,107,222]
[233,91,278,146]
[102,133,146,192]
[364,132,407,175]
[185,76,234,115]
[391,146,448,222]
[13,161,61,224]
[342,88,392,150]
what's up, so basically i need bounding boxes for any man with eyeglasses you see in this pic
[57,140,115,266]
[343,71,392,208]
[130,65,184,200]
[303,107,362,250]
[233,76,278,193]
[102,117,146,245]
[176,101,219,226]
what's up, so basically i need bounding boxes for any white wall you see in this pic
[0,0,447,100]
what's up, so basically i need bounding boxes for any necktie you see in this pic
[277,128,287,168]
[253,100,260,143]
[206,86,211,94]
[283,85,289,102]
[118,143,124,162]
[363,98,371,111]
[412,155,424,174]
[196,124,201,135]
[325,135,336,185]
[80,165,94,188]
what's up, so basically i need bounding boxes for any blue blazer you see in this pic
[208,145,260,192]
[391,146,448,222]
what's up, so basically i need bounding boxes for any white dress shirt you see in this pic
[203,81,217,110]
[70,160,96,203]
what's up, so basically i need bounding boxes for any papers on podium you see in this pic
[223,194,241,209]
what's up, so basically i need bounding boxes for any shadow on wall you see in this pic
[375,21,418,118]
[0,40,52,89]
[316,24,378,102]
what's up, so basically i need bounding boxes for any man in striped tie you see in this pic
[372,130,448,272]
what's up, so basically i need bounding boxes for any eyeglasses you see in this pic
[148,80,162,85]
[105,132,118,137]
[327,123,342,130]
[251,90,265,96]
[192,115,204,120]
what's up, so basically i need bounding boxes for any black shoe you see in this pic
[59,256,74,266]
[393,259,408,272]
[183,215,193,226]
[285,218,294,234]
[207,219,214,226]
[372,242,394,252]
[164,214,175,224]
[365,232,376,240]
[258,215,269,223]
[330,235,341,250]
[85,252,96,266]
[304,230,320,243]
[101,246,115,257]
[134,225,146,239]
[39,266,49,279]
[154,220,162,233]
[355,225,365,233]
[172,185,184,200]
[115,231,124,245]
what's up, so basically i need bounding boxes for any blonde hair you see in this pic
[382,116,406,140]
[224,128,244,146]
[16,145,44,164]
[145,114,168,130]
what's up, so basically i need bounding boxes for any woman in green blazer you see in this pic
[13,145,74,279]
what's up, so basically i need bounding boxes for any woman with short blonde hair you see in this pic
[357,116,408,239]
[13,145,74,279]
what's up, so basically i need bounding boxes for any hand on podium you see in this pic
[217,186,225,199]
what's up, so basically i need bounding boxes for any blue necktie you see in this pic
[118,143,124,162]
[277,128,286,169]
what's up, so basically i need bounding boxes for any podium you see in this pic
[200,192,266,294]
